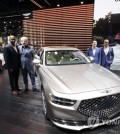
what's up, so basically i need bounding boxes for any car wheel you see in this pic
[41,90,49,120]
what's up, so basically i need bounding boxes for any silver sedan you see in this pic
[34,46,120,131]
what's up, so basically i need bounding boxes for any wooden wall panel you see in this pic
[23,4,94,51]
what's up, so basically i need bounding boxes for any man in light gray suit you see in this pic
[18,37,39,93]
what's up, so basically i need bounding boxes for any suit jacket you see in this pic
[100,47,114,67]
[86,47,101,64]
[3,44,20,70]
[18,45,35,74]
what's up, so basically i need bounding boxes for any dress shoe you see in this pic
[11,91,18,95]
[24,89,28,93]
[16,89,21,93]
[17,89,21,91]
[32,88,40,92]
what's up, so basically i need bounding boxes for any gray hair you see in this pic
[20,36,28,43]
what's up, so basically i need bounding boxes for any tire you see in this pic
[41,89,49,120]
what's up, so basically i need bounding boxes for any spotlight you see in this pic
[57,4,60,7]
[81,1,84,4]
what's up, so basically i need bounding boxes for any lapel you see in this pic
[106,47,111,56]
[21,45,31,56]
[16,45,19,54]
[92,47,97,56]
[94,48,98,56]
[90,47,93,56]
[102,47,110,56]
[9,44,18,54]
[107,47,111,55]
[101,47,105,56]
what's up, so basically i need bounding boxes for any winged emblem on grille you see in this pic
[100,89,112,93]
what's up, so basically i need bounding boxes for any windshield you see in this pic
[45,50,91,65]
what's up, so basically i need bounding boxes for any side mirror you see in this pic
[34,54,40,60]
[89,56,94,63]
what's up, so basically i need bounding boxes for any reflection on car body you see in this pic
[34,46,120,131]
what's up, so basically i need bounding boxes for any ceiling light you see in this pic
[81,1,84,4]
[57,4,60,7]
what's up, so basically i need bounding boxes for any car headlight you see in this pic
[49,93,77,106]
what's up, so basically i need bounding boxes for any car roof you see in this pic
[42,46,79,51]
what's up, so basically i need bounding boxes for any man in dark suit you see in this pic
[86,40,101,64]
[3,35,21,95]
[100,39,114,70]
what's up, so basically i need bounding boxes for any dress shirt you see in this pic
[92,48,96,56]
[104,47,109,55]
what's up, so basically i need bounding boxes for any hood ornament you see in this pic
[100,89,112,93]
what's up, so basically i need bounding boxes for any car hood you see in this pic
[46,64,120,94]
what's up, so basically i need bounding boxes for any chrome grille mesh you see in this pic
[78,93,120,120]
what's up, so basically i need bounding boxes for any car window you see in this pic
[45,50,91,66]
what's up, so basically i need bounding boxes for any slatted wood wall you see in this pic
[23,4,94,51]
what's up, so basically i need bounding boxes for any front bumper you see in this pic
[52,116,120,130]
[46,92,120,130]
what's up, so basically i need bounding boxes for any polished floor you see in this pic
[0,69,120,134]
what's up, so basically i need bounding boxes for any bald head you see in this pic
[9,35,16,46]
[104,39,109,48]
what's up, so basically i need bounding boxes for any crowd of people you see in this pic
[2,35,114,95]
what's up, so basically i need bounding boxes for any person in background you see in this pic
[0,41,6,53]
[100,39,114,70]
[3,35,21,95]
[86,40,101,64]
[18,36,39,93]
[0,44,2,53]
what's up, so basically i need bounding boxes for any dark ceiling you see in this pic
[0,0,94,37]
[0,0,94,17]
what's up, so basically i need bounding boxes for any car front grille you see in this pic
[78,93,120,120]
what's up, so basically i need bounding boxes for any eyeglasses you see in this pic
[104,42,109,43]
